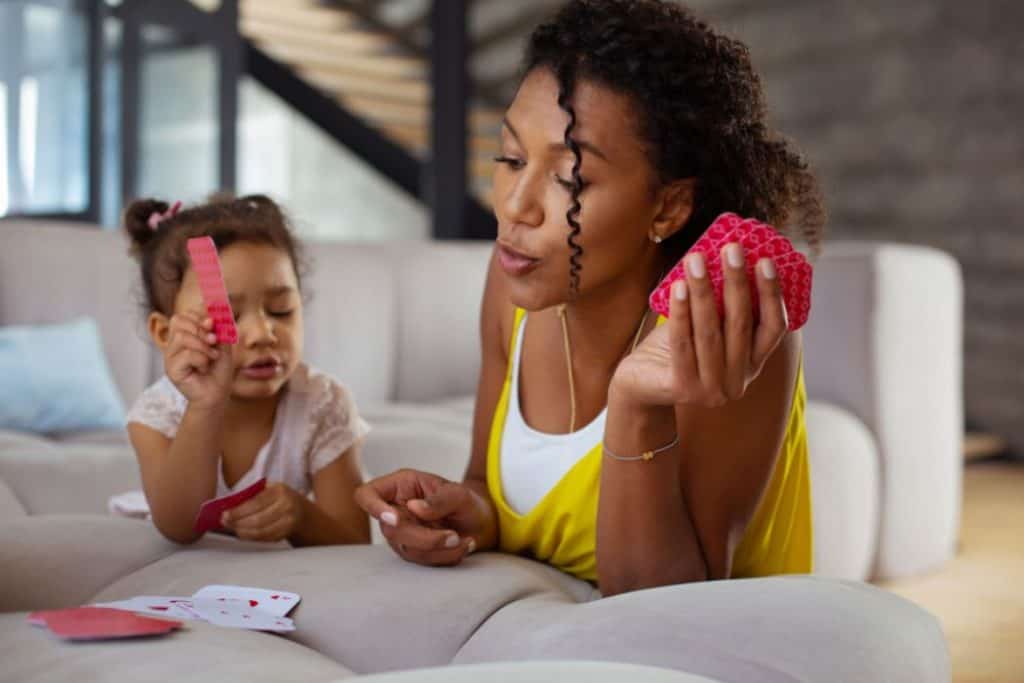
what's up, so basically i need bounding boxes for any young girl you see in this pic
[121,194,370,546]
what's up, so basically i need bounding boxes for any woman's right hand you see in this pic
[165,311,233,408]
[355,469,484,566]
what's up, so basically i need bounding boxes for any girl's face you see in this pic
[172,242,304,401]
[491,67,690,311]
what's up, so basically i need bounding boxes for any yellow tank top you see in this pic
[486,308,813,582]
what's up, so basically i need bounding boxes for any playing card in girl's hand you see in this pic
[649,212,813,331]
[186,236,238,344]
[193,478,267,534]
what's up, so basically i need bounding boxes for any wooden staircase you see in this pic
[235,0,536,206]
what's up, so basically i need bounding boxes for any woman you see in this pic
[356,0,825,596]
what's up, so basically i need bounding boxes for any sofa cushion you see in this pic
[302,243,399,405]
[0,222,153,406]
[806,401,880,580]
[0,477,26,517]
[0,446,140,515]
[393,243,490,403]
[0,318,126,433]
[0,612,352,683]
[92,544,595,675]
[455,576,949,683]
[357,661,721,682]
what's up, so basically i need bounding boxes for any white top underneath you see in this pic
[500,312,606,515]
[124,363,370,500]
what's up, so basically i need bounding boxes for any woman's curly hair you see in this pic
[524,0,826,293]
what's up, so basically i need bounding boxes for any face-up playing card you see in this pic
[649,212,813,331]
[193,478,267,534]
[191,600,295,633]
[191,585,300,618]
[186,236,238,345]
[28,607,181,641]
[93,596,201,621]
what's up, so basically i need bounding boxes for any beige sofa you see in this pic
[0,220,958,681]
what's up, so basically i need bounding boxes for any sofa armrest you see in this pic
[803,241,963,579]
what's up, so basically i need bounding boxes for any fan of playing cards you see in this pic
[28,585,300,641]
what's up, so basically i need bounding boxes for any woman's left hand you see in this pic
[611,244,788,409]
[220,483,307,542]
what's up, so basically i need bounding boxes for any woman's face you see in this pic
[492,67,670,311]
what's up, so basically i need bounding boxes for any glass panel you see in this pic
[136,25,217,204]
[0,0,88,216]
[237,77,429,241]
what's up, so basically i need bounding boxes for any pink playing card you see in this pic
[186,236,238,345]
[29,607,181,641]
[193,478,267,534]
[649,212,813,331]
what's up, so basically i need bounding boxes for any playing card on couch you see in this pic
[95,585,300,632]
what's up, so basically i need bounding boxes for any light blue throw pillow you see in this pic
[0,318,126,433]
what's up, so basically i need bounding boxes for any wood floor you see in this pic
[880,458,1024,683]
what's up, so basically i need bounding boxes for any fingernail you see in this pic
[381,511,398,526]
[687,253,706,278]
[726,243,744,269]
[207,333,217,344]
[672,280,687,301]
[445,534,460,549]
[760,259,777,280]
[467,538,477,554]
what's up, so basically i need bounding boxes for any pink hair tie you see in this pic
[147,200,182,231]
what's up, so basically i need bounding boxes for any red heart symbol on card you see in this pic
[249,600,258,607]
[271,595,279,600]
[148,606,169,611]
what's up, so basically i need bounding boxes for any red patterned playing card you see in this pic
[193,478,267,534]
[648,212,812,331]
[28,606,181,641]
[186,236,238,344]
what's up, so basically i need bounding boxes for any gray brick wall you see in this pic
[695,0,1023,453]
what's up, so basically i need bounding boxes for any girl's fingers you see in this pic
[667,279,699,402]
[236,516,290,542]
[175,335,220,361]
[751,258,788,371]
[685,253,727,404]
[721,244,754,400]
[176,350,211,375]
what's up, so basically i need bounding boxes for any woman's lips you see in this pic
[497,244,541,276]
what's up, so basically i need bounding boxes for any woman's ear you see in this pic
[147,312,171,350]
[649,178,696,243]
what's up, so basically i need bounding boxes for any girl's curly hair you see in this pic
[524,0,825,293]
[124,193,305,316]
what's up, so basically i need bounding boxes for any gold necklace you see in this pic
[556,303,650,433]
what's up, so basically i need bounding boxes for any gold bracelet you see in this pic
[602,434,680,462]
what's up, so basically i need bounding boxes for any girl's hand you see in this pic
[355,470,481,566]
[165,310,233,408]
[221,483,307,542]
[612,245,788,409]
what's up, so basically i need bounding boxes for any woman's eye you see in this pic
[269,310,294,319]
[494,155,525,170]
[555,175,589,191]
